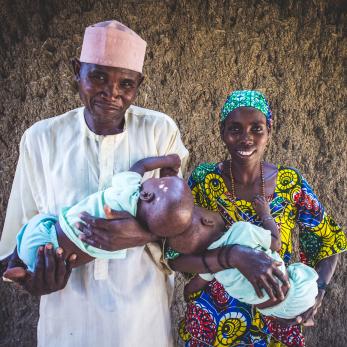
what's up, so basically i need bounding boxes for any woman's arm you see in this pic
[170,244,290,301]
[293,172,346,326]
[315,254,339,288]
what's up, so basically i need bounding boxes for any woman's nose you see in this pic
[240,131,253,144]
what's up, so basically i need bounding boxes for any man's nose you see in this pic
[104,82,122,99]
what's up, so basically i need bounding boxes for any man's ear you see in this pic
[201,217,214,226]
[139,191,155,202]
[137,74,144,88]
[71,58,82,81]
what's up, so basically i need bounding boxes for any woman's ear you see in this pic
[220,121,226,143]
[266,120,273,146]
[267,118,273,134]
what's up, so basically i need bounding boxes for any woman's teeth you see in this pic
[237,150,255,156]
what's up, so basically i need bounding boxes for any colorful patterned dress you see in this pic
[178,163,346,347]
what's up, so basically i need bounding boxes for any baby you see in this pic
[168,199,318,320]
[15,155,318,320]
[16,154,194,271]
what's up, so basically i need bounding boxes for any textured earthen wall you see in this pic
[0,0,346,346]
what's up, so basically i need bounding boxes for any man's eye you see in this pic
[90,74,106,82]
[121,80,135,88]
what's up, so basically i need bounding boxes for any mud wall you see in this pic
[0,0,346,346]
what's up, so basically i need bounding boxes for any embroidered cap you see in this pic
[80,20,147,73]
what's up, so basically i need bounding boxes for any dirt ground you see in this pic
[0,0,346,346]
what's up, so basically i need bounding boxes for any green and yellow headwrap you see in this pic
[220,90,272,127]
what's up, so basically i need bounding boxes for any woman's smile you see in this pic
[236,148,256,157]
[222,107,270,163]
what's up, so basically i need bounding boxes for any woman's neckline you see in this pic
[216,161,280,202]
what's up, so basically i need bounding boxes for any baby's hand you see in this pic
[159,154,181,177]
[131,154,181,176]
[252,195,271,219]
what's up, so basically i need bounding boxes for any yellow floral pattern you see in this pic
[180,162,346,346]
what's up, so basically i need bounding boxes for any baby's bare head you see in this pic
[137,176,194,237]
[167,206,225,254]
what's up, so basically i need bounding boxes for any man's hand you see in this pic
[230,245,290,301]
[77,206,158,251]
[2,245,76,296]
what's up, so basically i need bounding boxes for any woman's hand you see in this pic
[283,254,337,327]
[2,245,76,296]
[230,245,290,301]
[170,245,290,301]
[296,289,324,326]
[77,205,159,251]
[274,289,325,327]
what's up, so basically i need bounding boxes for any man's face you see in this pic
[73,60,143,125]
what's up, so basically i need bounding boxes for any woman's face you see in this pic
[221,107,270,164]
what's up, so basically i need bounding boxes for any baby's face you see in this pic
[138,176,194,237]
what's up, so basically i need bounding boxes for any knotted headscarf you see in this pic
[220,90,272,127]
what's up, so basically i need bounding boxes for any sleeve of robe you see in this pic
[0,130,41,259]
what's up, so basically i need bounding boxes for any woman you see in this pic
[177,90,346,346]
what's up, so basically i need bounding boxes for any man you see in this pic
[0,20,188,346]
[1,20,291,347]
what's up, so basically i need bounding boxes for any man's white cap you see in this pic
[80,20,147,73]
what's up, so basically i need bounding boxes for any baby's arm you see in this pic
[15,215,93,273]
[252,195,281,252]
[55,221,94,268]
[184,275,210,302]
[129,154,181,177]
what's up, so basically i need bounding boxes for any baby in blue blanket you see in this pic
[16,154,318,319]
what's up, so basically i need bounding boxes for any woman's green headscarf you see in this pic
[220,90,272,127]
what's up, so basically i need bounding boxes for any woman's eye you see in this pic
[252,126,263,132]
[228,127,240,132]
